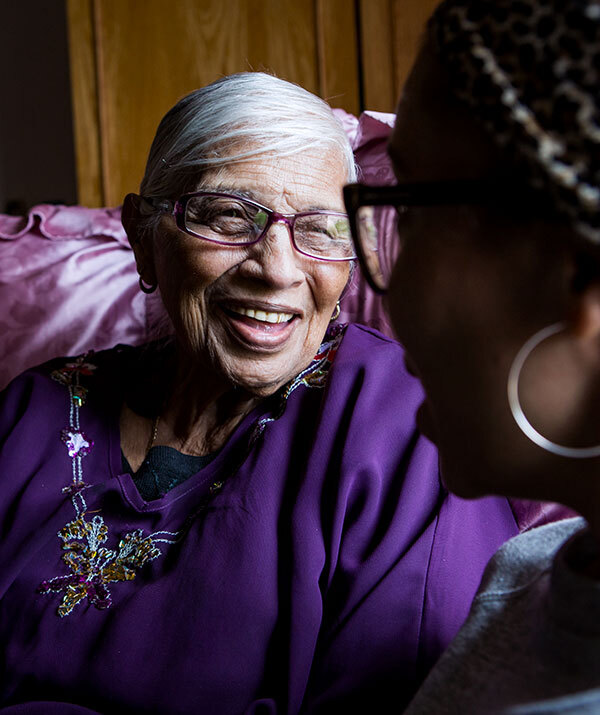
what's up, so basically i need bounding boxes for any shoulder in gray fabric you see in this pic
[508,686,600,714]
[474,516,586,599]
[404,517,597,715]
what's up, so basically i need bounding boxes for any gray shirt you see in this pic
[404,517,600,714]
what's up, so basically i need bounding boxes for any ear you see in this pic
[568,282,600,346]
[567,250,600,344]
[122,193,145,246]
[513,250,600,459]
[122,193,157,284]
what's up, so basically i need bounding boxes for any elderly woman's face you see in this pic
[149,148,350,396]
[387,44,575,501]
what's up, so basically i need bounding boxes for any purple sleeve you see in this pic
[300,489,518,712]
[291,327,519,712]
[0,705,101,714]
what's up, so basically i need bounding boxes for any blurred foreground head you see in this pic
[386,0,600,511]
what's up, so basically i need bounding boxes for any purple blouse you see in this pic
[0,324,519,713]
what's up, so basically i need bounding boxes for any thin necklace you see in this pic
[146,414,160,457]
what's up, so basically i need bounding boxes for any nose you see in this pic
[239,220,305,288]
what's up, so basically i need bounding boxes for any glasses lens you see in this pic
[355,205,401,291]
[184,195,265,243]
[294,213,355,260]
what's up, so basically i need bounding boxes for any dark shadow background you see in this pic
[0,0,77,213]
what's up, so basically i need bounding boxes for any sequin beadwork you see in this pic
[38,354,179,617]
[38,328,345,617]
[38,518,163,617]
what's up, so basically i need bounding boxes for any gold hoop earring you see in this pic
[139,276,158,294]
[330,301,341,322]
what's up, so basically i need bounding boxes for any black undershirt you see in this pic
[121,446,219,501]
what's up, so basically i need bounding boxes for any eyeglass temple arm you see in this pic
[140,196,176,213]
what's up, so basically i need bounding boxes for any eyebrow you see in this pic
[199,186,257,201]
[197,186,345,213]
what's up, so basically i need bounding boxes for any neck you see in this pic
[158,349,263,456]
[121,342,266,470]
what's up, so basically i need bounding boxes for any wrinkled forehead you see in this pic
[195,147,349,212]
[388,40,508,183]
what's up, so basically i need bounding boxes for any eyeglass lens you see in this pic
[355,204,402,291]
[184,195,267,241]
[184,194,354,260]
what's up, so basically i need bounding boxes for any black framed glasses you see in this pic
[143,190,356,262]
[343,179,535,293]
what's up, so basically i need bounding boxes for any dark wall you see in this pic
[0,0,77,213]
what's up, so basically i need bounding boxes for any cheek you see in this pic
[155,241,239,335]
[158,236,239,294]
[310,262,350,313]
[387,235,433,346]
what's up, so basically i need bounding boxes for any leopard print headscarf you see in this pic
[429,0,600,242]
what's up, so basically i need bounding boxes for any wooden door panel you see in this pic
[360,0,440,113]
[316,0,359,112]
[66,0,102,208]
[244,0,319,92]
[69,0,360,207]
[391,0,439,94]
[68,0,432,206]
[96,0,260,206]
[359,0,396,113]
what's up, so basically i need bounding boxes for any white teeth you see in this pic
[233,307,294,323]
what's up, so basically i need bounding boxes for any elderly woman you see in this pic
[346,0,600,711]
[0,72,520,713]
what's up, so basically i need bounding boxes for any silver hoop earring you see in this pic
[507,321,600,458]
[139,276,157,294]
[330,301,341,322]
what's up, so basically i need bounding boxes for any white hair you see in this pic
[140,72,357,200]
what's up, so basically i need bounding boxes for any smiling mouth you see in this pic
[219,303,300,350]
[229,306,295,324]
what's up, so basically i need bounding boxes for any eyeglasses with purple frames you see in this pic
[142,190,356,262]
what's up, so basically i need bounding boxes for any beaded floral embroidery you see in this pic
[38,354,180,617]
[38,326,346,617]
[38,518,164,617]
